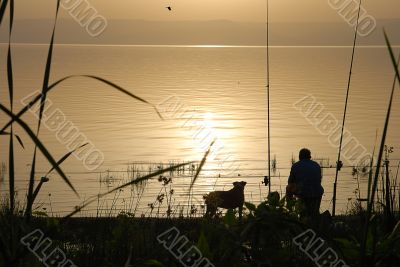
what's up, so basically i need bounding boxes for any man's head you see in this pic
[299,148,311,160]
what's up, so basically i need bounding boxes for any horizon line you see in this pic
[1,43,400,48]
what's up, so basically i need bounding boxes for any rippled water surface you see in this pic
[1,44,400,215]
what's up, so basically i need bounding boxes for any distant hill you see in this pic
[1,19,399,46]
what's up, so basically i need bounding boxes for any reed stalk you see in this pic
[25,0,60,219]
[0,0,8,25]
[5,0,14,214]
[360,31,400,264]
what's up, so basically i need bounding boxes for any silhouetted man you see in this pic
[287,148,324,218]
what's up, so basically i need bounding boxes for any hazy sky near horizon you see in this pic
[14,0,400,23]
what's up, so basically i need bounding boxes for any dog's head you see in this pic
[233,181,247,190]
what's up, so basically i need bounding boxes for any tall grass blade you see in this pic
[6,0,13,103]
[187,140,215,216]
[189,140,215,193]
[34,0,61,127]
[361,30,400,262]
[62,161,193,219]
[0,133,23,148]
[8,132,14,212]
[394,161,400,212]
[26,151,37,217]
[384,31,400,82]
[45,143,88,176]
[60,74,164,119]
[26,0,61,219]
[367,132,377,205]
[82,75,164,119]
[0,76,70,134]
[31,177,50,205]
[0,103,79,197]
[0,74,163,134]
[14,134,24,149]
[384,157,392,219]
[396,163,400,213]
[0,0,8,26]
[6,0,14,213]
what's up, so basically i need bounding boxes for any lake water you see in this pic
[1,44,400,216]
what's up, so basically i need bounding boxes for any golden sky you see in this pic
[15,0,400,22]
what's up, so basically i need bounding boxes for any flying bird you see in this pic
[166,6,172,11]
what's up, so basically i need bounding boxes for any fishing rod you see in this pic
[263,0,271,194]
[332,0,362,216]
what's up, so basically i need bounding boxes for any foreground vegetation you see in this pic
[1,195,400,267]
